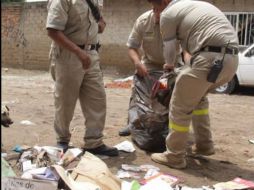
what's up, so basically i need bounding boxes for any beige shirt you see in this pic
[46,0,98,46]
[127,10,165,69]
[160,0,239,55]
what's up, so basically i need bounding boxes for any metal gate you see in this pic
[225,12,254,47]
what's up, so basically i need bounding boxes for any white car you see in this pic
[215,44,254,94]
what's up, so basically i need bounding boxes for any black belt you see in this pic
[200,46,238,55]
[78,43,101,51]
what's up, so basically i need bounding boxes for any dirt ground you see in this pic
[2,68,254,187]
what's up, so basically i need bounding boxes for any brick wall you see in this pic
[2,2,51,70]
[1,0,254,70]
[1,3,24,68]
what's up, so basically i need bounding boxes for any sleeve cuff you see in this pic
[126,40,141,49]
[46,24,65,31]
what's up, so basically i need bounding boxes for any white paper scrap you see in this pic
[114,141,136,152]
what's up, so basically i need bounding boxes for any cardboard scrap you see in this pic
[52,152,121,190]
[1,177,57,190]
[58,148,82,166]
[71,152,121,190]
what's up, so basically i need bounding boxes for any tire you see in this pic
[215,77,237,94]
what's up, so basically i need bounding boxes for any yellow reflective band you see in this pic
[192,109,209,116]
[169,122,189,132]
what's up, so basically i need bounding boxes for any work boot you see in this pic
[192,145,215,156]
[83,144,119,157]
[56,142,70,153]
[118,126,131,136]
[151,152,187,169]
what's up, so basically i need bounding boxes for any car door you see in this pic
[237,45,254,85]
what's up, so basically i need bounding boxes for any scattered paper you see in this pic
[122,164,143,172]
[21,167,47,179]
[58,148,82,166]
[20,120,35,126]
[141,173,180,187]
[140,175,174,190]
[22,160,36,172]
[32,167,59,181]
[114,140,136,152]
[214,177,254,190]
[116,169,141,179]
[140,165,160,172]
[144,169,160,179]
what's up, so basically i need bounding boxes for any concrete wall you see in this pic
[1,0,254,70]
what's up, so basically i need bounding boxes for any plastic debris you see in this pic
[247,158,254,163]
[12,145,31,153]
[114,140,136,152]
[20,120,35,125]
[1,157,16,177]
[249,139,254,144]
[121,180,141,190]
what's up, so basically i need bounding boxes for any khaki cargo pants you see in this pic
[166,52,238,159]
[50,48,106,149]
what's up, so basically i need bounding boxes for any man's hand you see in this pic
[135,62,148,77]
[98,17,106,33]
[76,49,91,70]
[163,63,174,72]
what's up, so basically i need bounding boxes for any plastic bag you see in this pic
[129,71,176,152]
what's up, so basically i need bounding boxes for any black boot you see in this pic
[83,144,119,157]
[118,126,131,136]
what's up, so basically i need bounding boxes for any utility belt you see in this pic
[199,46,238,55]
[78,43,101,51]
[197,45,238,83]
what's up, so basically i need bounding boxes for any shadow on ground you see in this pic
[184,155,254,182]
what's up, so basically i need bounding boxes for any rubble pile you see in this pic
[1,141,254,190]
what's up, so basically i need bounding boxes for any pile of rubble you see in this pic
[1,141,254,190]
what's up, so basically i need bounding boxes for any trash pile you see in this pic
[2,140,254,190]
[105,76,133,89]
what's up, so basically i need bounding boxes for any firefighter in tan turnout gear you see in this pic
[46,0,118,156]
[148,0,239,169]
[118,6,185,136]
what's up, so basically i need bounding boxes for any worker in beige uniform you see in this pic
[46,0,118,156]
[118,7,184,136]
[148,0,239,169]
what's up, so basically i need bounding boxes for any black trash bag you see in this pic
[128,71,176,152]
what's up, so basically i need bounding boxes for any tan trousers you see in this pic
[50,48,106,149]
[166,52,238,158]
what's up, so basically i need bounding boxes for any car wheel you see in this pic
[215,78,237,94]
